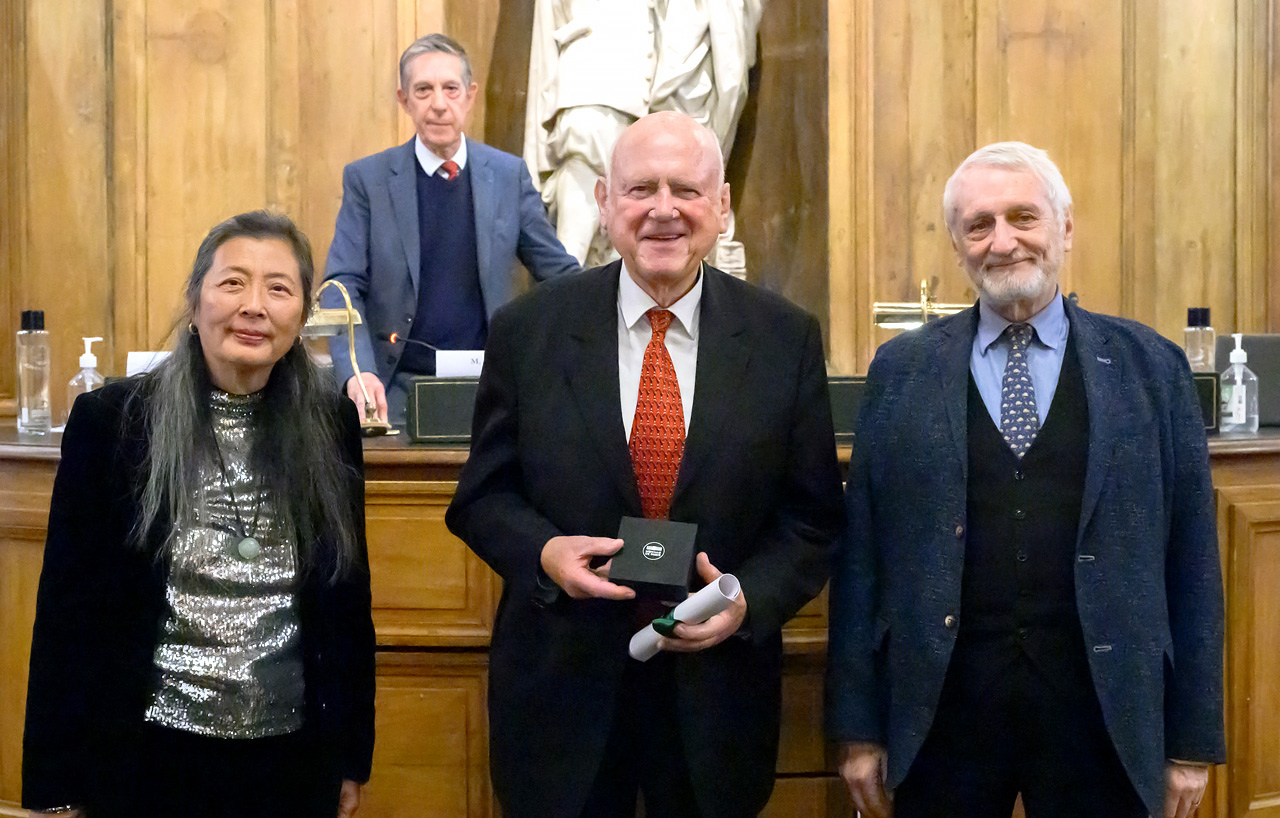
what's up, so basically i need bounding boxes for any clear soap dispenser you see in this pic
[1220,333,1259,434]
[65,336,104,424]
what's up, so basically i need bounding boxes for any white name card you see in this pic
[436,350,485,377]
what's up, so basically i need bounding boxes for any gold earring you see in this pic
[188,322,198,335]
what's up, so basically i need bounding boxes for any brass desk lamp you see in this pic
[310,280,395,437]
[873,279,970,330]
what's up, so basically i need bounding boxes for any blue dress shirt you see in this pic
[970,292,1070,429]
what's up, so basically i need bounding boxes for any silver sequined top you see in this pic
[144,389,305,738]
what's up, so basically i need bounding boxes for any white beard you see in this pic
[975,263,1053,307]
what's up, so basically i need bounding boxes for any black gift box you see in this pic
[611,517,698,603]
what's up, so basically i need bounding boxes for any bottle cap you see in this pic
[1230,333,1248,365]
[20,310,45,331]
[1187,307,1211,327]
[80,337,102,369]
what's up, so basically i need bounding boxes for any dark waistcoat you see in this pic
[953,332,1092,695]
[401,160,486,374]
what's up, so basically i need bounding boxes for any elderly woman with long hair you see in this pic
[22,211,375,818]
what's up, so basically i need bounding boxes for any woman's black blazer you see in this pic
[21,379,376,811]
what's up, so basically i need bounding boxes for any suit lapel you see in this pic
[671,268,749,506]
[1066,301,1119,545]
[389,139,421,295]
[934,307,979,485]
[565,263,642,514]
[469,140,497,298]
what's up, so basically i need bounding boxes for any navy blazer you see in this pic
[825,299,1225,818]
[23,380,376,811]
[446,262,846,818]
[321,137,580,388]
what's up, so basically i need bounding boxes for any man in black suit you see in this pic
[446,111,844,818]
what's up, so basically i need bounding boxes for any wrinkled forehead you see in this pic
[404,51,466,85]
[954,167,1054,220]
[609,129,721,189]
[209,237,303,281]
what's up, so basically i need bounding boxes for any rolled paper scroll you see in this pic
[628,574,741,662]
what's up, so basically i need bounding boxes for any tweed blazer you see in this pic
[825,298,1225,818]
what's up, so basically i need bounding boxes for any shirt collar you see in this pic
[618,262,703,338]
[415,135,468,177]
[976,288,1068,355]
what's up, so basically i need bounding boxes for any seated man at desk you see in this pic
[322,33,580,426]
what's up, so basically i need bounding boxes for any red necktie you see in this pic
[441,160,459,181]
[629,309,685,519]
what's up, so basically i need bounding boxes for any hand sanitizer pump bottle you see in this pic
[65,336,104,424]
[1220,333,1259,433]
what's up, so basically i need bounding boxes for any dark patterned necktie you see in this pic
[1001,323,1040,458]
[441,160,459,181]
[629,309,685,519]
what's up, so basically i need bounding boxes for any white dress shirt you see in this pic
[414,134,469,178]
[618,264,701,440]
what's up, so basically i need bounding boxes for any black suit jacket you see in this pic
[447,262,845,818]
[22,379,376,811]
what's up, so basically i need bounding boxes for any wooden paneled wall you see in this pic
[828,0,1279,372]
[0,0,507,421]
[1,0,1278,417]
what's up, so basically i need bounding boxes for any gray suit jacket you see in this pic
[825,299,1225,818]
[321,137,580,387]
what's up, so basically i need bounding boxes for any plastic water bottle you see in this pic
[1183,308,1215,373]
[17,310,52,438]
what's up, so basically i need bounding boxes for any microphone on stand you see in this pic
[385,333,485,378]
[383,332,440,352]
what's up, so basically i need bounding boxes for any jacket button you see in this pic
[1014,470,1025,480]
[1016,551,1028,562]
[954,524,964,538]
[1013,508,1026,520]
[944,614,957,629]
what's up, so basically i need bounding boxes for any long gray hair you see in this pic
[131,210,361,581]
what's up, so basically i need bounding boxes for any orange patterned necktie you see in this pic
[441,160,459,181]
[629,309,685,519]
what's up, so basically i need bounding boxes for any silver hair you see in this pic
[399,33,472,90]
[942,141,1073,240]
[131,211,361,582]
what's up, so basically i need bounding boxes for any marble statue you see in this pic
[524,0,765,277]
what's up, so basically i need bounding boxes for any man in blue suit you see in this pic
[322,34,579,425]
[826,142,1224,818]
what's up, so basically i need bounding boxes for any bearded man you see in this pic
[825,142,1225,818]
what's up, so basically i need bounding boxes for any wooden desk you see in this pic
[1,429,1277,817]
